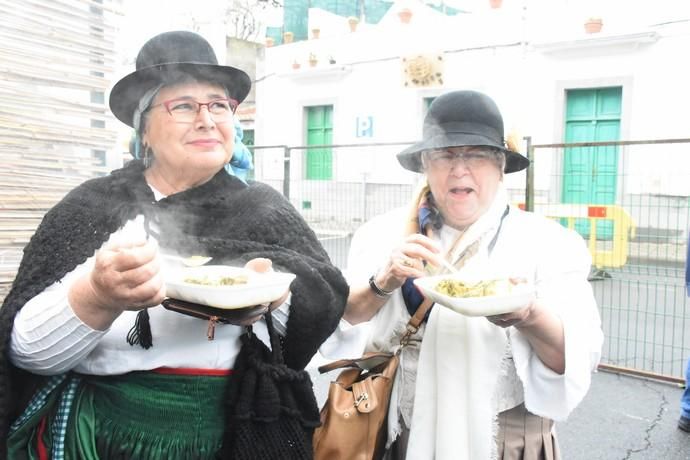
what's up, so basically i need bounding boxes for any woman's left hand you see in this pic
[486,302,535,328]
[235,258,289,326]
[485,277,533,328]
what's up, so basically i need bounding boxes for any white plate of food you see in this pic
[413,275,535,317]
[165,265,296,310]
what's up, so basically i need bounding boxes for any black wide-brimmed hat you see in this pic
[109,30,251,128]
[397,90,529,174]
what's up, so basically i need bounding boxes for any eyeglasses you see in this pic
[152,98,238,123]
[423,149,501,169]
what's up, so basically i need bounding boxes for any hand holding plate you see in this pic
[244,258,290,312]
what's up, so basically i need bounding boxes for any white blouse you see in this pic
[8,215,291,376]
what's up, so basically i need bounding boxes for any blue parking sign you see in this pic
[356,116,373,138]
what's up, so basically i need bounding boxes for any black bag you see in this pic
[219,312,321,459]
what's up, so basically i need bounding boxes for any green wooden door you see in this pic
[306,105,333,180]
[562,87,621,238]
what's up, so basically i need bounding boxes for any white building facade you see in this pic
[254,1,690,234]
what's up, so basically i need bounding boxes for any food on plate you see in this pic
[184,274,249,286]
[433,278,514,298]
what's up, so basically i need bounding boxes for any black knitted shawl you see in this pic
[0,160,348,455]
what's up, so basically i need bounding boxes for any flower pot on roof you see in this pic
[347,16,359,32]
[308,53,318,67]
[489,0,503,8]
[398,8,413,24]
[311,27,320,39]
[265,37,274,47]
[584,17,603,34]
[283,31,294,44]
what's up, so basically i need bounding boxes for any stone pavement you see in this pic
[558,370,689,460]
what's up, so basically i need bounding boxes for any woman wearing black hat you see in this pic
[1,31,348,459]
[343,90,603,459]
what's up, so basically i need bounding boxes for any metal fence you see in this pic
[0,139,686,382]
[526,138,690,383]
[250,138,690,382]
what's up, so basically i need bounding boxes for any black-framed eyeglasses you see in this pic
[152,98,238,123]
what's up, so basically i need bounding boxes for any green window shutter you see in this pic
[306,105,333,180]
[242,129,254,147]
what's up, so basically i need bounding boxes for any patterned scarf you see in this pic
[400,181,509,317]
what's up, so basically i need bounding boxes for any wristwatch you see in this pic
[369,274,394,298]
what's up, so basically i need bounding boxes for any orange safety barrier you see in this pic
[518,203,636,271]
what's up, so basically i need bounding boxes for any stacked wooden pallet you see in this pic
[0,0,121,302]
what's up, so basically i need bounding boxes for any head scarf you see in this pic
[225,119,253,183]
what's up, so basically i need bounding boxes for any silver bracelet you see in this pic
[369,274,393,298]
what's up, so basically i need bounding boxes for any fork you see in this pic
[439,258,459,274]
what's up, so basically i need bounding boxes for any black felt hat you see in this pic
[397,90,529,173]
[109,31,251,128]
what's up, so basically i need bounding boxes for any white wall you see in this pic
[256,2,690,196]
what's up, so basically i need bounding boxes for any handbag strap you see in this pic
[244,310,284,365]
[317,294,435,374]
[264,311,284,365]
[398,297,434,350]
[317,352,393,374]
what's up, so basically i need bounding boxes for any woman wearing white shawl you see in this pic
[343,90,603,460]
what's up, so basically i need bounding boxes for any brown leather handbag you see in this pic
[313,298,434,460]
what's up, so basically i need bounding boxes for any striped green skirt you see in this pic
[8,370,229,459]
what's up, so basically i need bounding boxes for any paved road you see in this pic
[558,370,689,460]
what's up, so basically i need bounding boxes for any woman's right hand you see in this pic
[69,238,165,330]
[373,233,443,292]
[345,234,444,324]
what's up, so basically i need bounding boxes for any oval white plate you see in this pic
[165,265,296,310]
[413,275,535,317]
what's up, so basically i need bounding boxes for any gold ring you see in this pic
[402,258,414,267]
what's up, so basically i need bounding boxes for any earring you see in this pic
[142,145,154,168]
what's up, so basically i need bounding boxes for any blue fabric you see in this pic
[402,200,435,318]
[225,119,253,183]
[402,277,429,317]
[418,203,433,231]
[683,358,690,419]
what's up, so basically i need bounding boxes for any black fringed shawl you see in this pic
[0,160,348,456]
